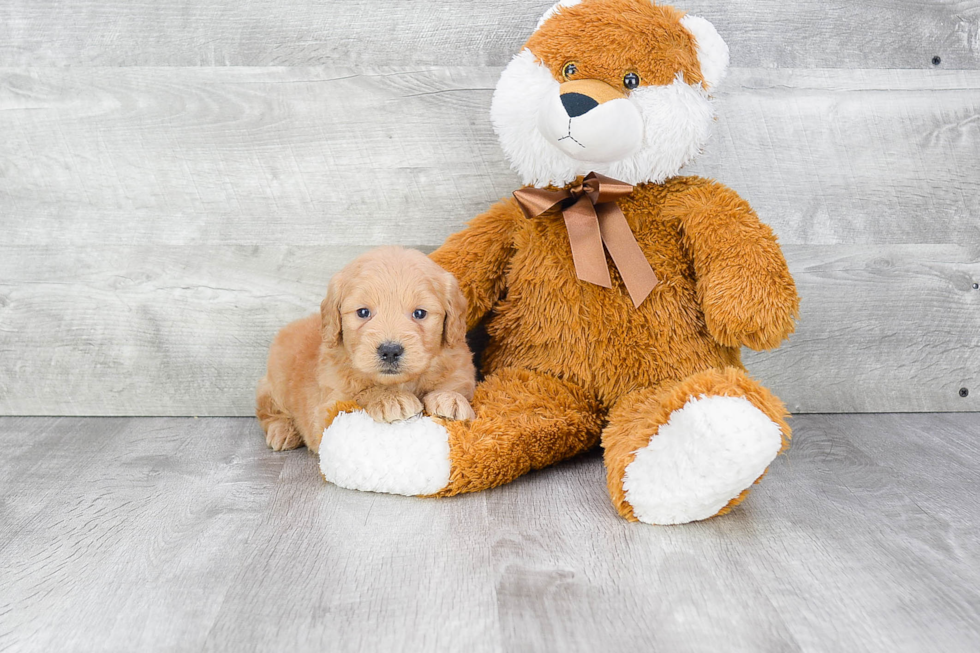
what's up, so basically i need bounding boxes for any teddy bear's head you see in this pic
[491,0,729,188]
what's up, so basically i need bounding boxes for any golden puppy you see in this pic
[256,246,476,453]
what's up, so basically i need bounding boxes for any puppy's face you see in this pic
[321,247,467,385]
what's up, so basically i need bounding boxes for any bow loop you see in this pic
[587,172,633,205]
[512,172,658,308]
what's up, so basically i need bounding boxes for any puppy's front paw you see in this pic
[365,391,424,423]
[423,391,476,421]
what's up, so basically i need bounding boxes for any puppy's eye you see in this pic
[412,309,427,320]
[562,62,578,80]
[356,308,371,319]
[623,72,640,90]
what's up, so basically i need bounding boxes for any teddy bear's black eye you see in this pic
[356,308,370,318]
[624,72,640,90]
[413,309,427,320]
[562,62,578,79]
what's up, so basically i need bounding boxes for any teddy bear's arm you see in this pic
[430,198,521,330]
[670,181,799,351]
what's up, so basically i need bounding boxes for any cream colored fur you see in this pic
[256,246,476,453]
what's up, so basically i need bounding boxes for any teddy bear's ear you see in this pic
[679,14,730,90]
[535,0,581,30]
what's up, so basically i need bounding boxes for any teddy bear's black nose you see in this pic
[561,92,598,118]
[377,342,404,365]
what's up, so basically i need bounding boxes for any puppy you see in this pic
[256,246,476,454]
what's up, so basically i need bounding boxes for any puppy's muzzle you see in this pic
[377,341,404,373]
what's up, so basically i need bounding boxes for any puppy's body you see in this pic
[257,247,476,453]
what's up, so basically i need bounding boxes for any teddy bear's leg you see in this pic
[434,366,605,496]
[320,366,604,497]
[602,367,791,525]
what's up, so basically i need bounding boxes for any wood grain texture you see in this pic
[745,244,980,413]
[200,449,500,653]
[0,66,510,249]
[1,1,978,69]
[0,245,370,416]
[484,423,980,651]
[1,414,979,651]
[2,67,978,247]
[689,69,980,246]
[1,243,976,416]
[742,413,980,652]
[0,417,288,652]
[2,65,979,415]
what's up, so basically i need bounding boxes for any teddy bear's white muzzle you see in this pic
[537,92,643,163]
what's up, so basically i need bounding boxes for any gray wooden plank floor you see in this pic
[1,414,978,652]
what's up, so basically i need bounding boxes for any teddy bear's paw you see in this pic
[707,312,797,352]
[622,395,782,525]
[319,410,451,496]
[702,283,799,351]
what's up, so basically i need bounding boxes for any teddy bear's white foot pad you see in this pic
[623,395,782,525]
[319,411,451,496]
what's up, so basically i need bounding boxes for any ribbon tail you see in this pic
[563,197,612,288]
[596,204,658,308]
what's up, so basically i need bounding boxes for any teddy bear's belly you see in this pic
[482,227,740,408]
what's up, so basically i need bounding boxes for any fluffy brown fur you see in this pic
[601,366,791,521]
[527,0,705,89]
[257,246,476,453]
[428,177,799,516]
[326,0,798,523]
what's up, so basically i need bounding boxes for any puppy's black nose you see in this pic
[377,342,404,365]
[561,92,598,118]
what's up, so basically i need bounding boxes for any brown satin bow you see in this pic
[513,172,658,308]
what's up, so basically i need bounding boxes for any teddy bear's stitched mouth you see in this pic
[556,119,587,148]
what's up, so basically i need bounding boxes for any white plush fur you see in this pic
[498,1,728,188]
[320,411,451,496]
[538,92,643,162]
[622,396,782,525]
[491,50,715,188]
[536,0,581,30]
[679,14,730,90]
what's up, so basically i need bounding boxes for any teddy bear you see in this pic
[319,0,799,525]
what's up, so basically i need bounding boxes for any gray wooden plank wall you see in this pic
[1,1,979,415]
[2,1,979,69]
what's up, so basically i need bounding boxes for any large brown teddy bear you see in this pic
[319,0,799,525]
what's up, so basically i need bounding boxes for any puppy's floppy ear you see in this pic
[320,270,346,348]
[441,273,468,349]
